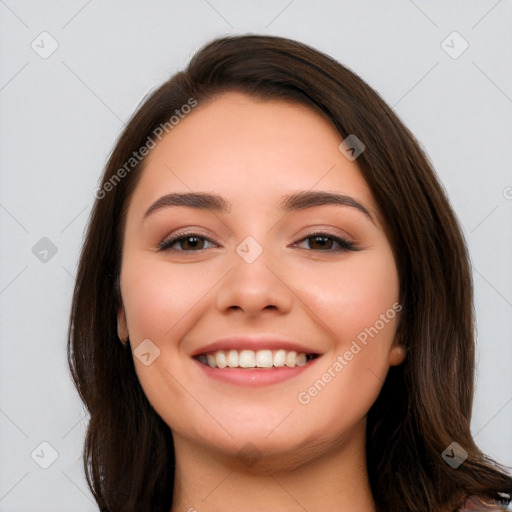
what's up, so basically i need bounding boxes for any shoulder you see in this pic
[458,495,512,511]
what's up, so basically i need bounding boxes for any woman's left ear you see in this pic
[388,344,407,366]
[117,308,128,344]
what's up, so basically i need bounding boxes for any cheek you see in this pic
[119,256,221,436]
[290,248,400,433]
[120,255,215,343]
[299,248,399,346]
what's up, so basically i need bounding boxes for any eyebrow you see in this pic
[143,190,374,222]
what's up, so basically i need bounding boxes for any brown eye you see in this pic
[294,233,356,253]
[159,234,217,252]
[177,236,206,250]
[307,235,334,250]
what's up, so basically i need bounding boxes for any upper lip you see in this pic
[191,336,322,357]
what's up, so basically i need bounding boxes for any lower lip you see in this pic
[193,358,317,386]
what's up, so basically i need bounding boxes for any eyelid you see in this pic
[292,224,356,243]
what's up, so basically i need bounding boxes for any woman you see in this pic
[68,35,512,512]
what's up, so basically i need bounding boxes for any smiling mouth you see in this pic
[195,349,319,369]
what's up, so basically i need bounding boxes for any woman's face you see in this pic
[118,92,404,467]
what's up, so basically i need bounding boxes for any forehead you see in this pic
[129,92,377,216]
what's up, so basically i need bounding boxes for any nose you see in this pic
[215,245,294,317]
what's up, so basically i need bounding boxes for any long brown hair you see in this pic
[68,34,512,512]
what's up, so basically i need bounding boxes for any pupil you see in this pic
[183,237,202,250]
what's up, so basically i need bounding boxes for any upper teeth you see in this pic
[198,349,309,369]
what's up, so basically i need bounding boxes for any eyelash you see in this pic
[158,231,357,253]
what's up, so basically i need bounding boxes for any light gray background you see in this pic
[1,1,511,510]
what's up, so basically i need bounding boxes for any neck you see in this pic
[170,425,375,512]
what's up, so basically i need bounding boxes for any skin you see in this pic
[117,92,406,512]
